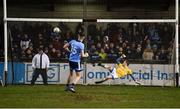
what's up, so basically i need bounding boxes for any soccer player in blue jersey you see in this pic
[63,33,89,93]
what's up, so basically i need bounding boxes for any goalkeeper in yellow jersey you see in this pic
[95,54,141,85]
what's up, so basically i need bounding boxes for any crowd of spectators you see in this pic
[87,23,174,63]
[0,21,175,63]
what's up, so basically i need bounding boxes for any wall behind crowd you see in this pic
[0,1,176,19]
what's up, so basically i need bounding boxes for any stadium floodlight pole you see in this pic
[3,0,7,87]
[97,19,176,23]
[175,0,179,87]
[6,18,83,22]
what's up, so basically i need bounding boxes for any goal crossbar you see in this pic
[5,18,177,23]
[5,18,83,22]
[97,19,177,23]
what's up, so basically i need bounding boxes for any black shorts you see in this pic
[69,61,82,72]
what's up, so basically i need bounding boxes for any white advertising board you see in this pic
[25,63,60,84]
[86,64,175,86]
[25,63,176,86]
[59,63,84,84]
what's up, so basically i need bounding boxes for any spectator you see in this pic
[13,34,21,47]
[89,44,97,55]
[20,51,27,61]
[61,51,69,59]
[124,45,131,59]
[34,33,45,48]
[108,42,116,54]
[99,48,107,60]
[152,31,160,43]
[52,37,61,50]
[135,44,143,59]
[152,44,158,60]
[145,39,152,49]
[56,50,61,60]
[161,24,173,48]
[147,24,157,41]
[49,48,58,59]
[89,44,99,60]
[96,25,102,38]
[118,47,124,56]
[125,29,133,42]
[142,47,154,60]
[158,47,168,60]
[96,42,102,53]
[44,47,50,56]
[134,30,143,43]
[13,44,20,59]
[115,45,120,53]
[130,42,137,59]
[116,36,124,47]
[167,46,173,62]
[25,45,34,58]
[20,34,31,50]
[11,24,21,38]
[122,41,127,50]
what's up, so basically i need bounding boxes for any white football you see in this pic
[104,36,109,42]
[53,27,61,33]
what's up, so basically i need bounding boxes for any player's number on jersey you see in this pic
[71,45,77,54]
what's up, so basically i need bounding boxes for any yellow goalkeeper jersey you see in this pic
[115,64,132,78]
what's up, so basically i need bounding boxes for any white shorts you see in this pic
[110,68,118,79]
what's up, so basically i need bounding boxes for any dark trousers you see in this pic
[31,69,48,85]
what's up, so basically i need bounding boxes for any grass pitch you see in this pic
[0,85,180,108]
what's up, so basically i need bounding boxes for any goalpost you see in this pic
[2,0,179,86]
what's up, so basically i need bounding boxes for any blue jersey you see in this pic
[69,40,84,62]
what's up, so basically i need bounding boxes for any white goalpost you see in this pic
[175,0,179,87]
[2,0,179,86]
[3,0,7,86]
